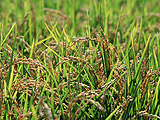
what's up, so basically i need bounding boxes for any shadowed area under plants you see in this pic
[0,0,160,119]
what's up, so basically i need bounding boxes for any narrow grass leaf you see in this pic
[134,35,151,80]
[153,50,158,69]
[63,26,75,50]
[103,44,109,77]
[31,105,38,120]
[105,106,120,120]
[1,23,16,46]
[8,65,14,93]
[45,23,59,43]
[157,33,160,67]
[29,39,34,58]
[36,36,52,46]
[151,77,160,113]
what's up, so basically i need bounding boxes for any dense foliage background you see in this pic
[0,0,160,119]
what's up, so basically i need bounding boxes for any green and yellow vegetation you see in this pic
[0,0,160,119]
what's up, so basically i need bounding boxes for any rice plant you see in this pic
[0,0,159,119]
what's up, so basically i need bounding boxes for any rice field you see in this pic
[0,0,160,119]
